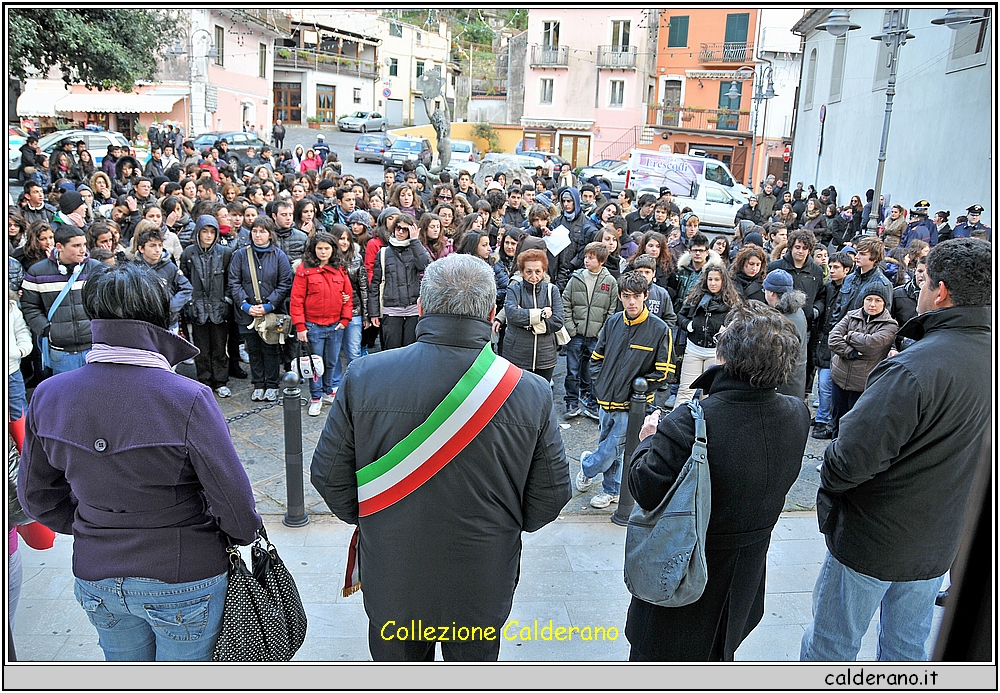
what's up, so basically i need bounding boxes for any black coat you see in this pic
[626,366,808,660]
[310,314,571,631]
[734,203,763,225]
[677,293,732,349]
[733,271,765,304]
[227,243,293,326]
[767,254,826,328]
[812,280,843,369]
[503,278,564,371]
[180,238,233,325]
[368,239,431,316]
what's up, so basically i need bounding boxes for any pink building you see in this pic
[520,9,657,168]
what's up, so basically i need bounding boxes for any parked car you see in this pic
[638,180,739,230]
[338,111,387,133]
[383,136,433,169]
[444,160,481,178]
[192,131,269,166]
[520,150,570,169]
[9,128,132,180]
[449,139,480,164]
[577,161,628,193]
[354,134,388,164]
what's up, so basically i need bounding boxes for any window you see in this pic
[214,26,225,66]
[717,81,741,130]
[947,9,991,73]
[706,187,729,204]
[667,16,689,48]
[803,48,817,110]
[273,82,302,123]
[724,13,750,61]
[829,36,846,103]
[416,31,422,44]
[416,60,425,78]
[542,21,560,48]
[353,88,362,104]
[611,20,630,49]
[389,22,403,38]
[609,80,625,107]
[316,85,336,123]
[539,78,553,105]
[258,43,267,79]
[389,57,398,76]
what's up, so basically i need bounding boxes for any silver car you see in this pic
[577,161,628,193]
[337,111,387,133]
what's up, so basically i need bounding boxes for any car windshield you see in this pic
[452,142,471,152]
[392,140,421,152]
[349,112,369,119]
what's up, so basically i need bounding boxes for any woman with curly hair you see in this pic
[388,182,423,219]
[18,221,54,270]
[675,261,740,405]
[433,202,457,238]
[634,230,674,289]
[730,244,768,303]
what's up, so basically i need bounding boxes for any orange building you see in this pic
[644,9,758,184]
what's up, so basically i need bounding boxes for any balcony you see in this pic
[274,47,378,79]
[234,9,292,36]
[698,42,753,64]
[597,45,637,69]
[651,105,751,134]
[530,45,569,68]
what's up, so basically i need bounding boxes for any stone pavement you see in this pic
[10,511,943,662]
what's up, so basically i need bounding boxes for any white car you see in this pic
[637,181,739,230]
[577,161,627,193]
[449,139,480,164]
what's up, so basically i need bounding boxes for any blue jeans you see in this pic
[581,408,629,495]
[9,370,26,421]
[815,368,834,425]
[73,571,228,661]
[306,321,344,400]
[564,335,597,407]
[800,552,943,661]
[49,347,90,375]
[332,315,363,388]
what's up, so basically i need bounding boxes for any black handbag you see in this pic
[213,526,307,662]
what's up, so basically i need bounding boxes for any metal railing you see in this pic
[530,44,569,67]
[698,41,753,64]
[274,47,378,78]
[652,106,751,132]
[597,45,637,69]
[600,125,652,161]
[235,9,292,35]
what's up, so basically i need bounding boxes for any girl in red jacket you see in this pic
[290,232,353,416]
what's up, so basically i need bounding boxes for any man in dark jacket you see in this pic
[811,251,853,439]
[829,236,892,325]
[900,200,937,247]
[801,238,992,661]
[311,254,570,661]
[134,227,192,330]
[625,194,655,238]
[272,119,286,150]
[20,181,56,226]
[270,199,308,265]
[734,195,763,225]
[20,224,104,374]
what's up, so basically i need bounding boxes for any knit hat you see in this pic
[58,180,77,193]
[58,190,85,215]
[377,206,401,225]
[348,210,372,229]
[862,282,892,306]
[75,184,93,195]
[841,245,858,256]
[762,269,794,294]
[743,231,764,248]
[518,235,548,254]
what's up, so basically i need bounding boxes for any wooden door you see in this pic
[560,134,591,168]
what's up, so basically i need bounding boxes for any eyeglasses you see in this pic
[690,248,707,254]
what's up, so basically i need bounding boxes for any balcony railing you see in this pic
[652,105,751,133]
[274,47,377,78]
[597,45,637,69]
[530,45,569,67]
[235,9,292,36]
[698,42,753,64]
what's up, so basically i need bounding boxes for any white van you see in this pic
[624,149,750,203]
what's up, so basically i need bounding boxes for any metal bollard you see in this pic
[612,377,648,527]
[281,371,309,527]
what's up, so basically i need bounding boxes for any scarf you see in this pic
[85,343,172,371]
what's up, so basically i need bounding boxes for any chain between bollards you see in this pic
[612,377,648,527]
[281,371,309,527]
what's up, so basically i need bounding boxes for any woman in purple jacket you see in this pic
[18,263,261,661]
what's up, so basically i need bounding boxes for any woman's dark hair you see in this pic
[710,235,731,261]
[638,230,674,275]
[594,200,620,222]
[160,195,183,219]
[23,221,54,265]
[731,244,767,279]
[250,215,277,246]
[418,213,445,256]
[86,221,113,249]
[456,230,485,256]
[499,226,523,258]
[330,223,359,261]
[8,207,27,246]
[82,262,171,329]
[717,301,799,388]
[684,261,740,308]
[293,197,317,228]
[301,231,342,269]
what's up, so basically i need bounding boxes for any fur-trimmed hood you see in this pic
[676,248,722,269]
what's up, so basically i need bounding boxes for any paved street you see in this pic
[274,124,387,182]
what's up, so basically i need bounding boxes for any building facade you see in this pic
[646,9,760,182]
[520,9,657,168]
[374,14,454,126]
[790,8,992,221]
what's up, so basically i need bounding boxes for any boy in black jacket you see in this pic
[812,251,853,439]
[577,272,671,509]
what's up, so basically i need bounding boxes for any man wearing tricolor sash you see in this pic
[311,254,571,661]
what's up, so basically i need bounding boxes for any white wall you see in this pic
[790,8,992,223]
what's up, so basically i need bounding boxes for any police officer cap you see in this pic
[967,204,984,215]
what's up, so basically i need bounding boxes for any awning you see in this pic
[54,93,183,114]
[521,117,594,131]
[16,88,66,117]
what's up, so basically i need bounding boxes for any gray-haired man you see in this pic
[311,254,571,662]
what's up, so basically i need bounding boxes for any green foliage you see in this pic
[472,123,501,153]
[9,9,177,91]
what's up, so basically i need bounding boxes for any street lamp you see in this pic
[726,65,774,190]
[819,8,988,236]
[167,28,219,136]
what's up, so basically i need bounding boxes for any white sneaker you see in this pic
[321,391,337,404]
[251,388,265,401]
[590,492,619,509]
[308,399,323,416]
[264,388,279,401]
[239,344,250,363]
[215,386,232,398]
[575,464,594,493]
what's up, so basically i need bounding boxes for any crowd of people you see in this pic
[6,134,992,663]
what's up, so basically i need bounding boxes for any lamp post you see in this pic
[728,65,775,191]
[167,28,219,136]
[817,8,987,236]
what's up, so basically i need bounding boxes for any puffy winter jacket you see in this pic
[20,254,105,351]
[179,236,233,325]
[561,266,617,339]
[228,243,293,327]
[290,263,354,332]
[273,225,309,266]
[828,308,897,392]
[503,278,564,371]
[368,239,432,316]
[344,247,370,321]
[678,293,733,349]
[135,255,193,327]
[734,203,763,225]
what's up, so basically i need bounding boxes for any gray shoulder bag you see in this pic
[624,394,710,607]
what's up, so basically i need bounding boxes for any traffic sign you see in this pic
[819,104,826,123]
[383,88,392,98]
[783,145,791,163]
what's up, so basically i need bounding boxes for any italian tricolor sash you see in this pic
[357,343,522,517]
